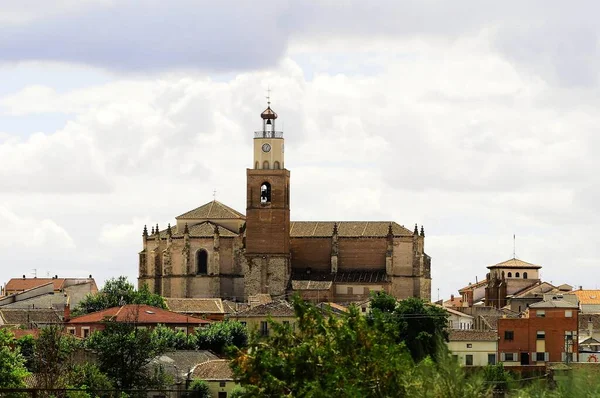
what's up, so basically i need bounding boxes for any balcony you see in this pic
[254,131,283,138]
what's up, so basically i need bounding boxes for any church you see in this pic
[138,103,431,303]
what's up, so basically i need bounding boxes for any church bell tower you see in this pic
[244,100,291,298]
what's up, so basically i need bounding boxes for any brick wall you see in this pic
[290,238,331,271]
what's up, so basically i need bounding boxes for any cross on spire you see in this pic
[266,86,271,106]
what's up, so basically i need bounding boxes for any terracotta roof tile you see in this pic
[67,304,212,325]
[151,222,238,239]
[192,359,234,380]
[165,298,225,314]
[289,221,413,237]
[236,300,295,317]
[291,280,332,290]
[5,279,65,292]
[0,309,62,326]
[448,330,498,341]
[570,290,600,305]
[177,201,245,220]
[487,258,541,270]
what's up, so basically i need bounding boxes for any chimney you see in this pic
[451,294,454,303]
[64,302,71,322]
[580,286,583,290]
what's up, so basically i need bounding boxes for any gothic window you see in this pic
[515,272,520,278]
[523,272,528,279]
[263,160,270,169]
[196,249,208,274]
[260,182,271,204]
[507,272,512,278]
[273,161,280,169]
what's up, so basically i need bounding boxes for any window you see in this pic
[465,355,473,366]
[488,354,496,365]
[565,310,573,318]
[175,327,187,334]
[260,321,269,337]
[503,353,514,361]
[361,307,367,313]
[260,182,271,203]
[536,331,545,340]
[282,320,290,327]
[515,272,520,278]
[507,272,512,277]
[347,287,354,295]
[240,321,247,327]
[536,352,546,361]
[466,343,472,348]
[67,327,76,335]
[219,382,226,388]
[196,250,208,274]
[523,272,528,279]
[537,310,545,318]
[82,327,91,338]
[504,330,514,341]
[262,160,270,169]
[273,161,281,169]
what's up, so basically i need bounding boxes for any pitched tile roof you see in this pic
[5,279,65,292]
[579,314,600,331]
[192,359,234,381]
[165,298,225,314]
[290,221,413,237]
[443,307,474,318]
[67,304,212,325]
[487,258,541,269]
[150,350,219,379]
[529,298,578,309]
[0,308,62,326]
[177,201,245,220]
[317,302,348,314]
[443,296,464,307]
[448,330,498,341]
[510,282,559,299]
[236,300,295,317]
[570,290,600,305]
[458,279,488,293]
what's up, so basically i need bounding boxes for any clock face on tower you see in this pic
[262,143,272,153]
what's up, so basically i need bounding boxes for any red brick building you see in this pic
[498,296,578,365]
[65,304,211,338]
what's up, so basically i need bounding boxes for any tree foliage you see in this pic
[151,324,197,350]
[73,277,166,316]
[32,325,81,390]
[370,292,449,362]
[85,321,167,390]
[0,329,29,389]
[188,379,211,398]
[196,321,248,356]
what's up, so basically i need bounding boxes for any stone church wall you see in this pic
[290,238,331,271]
[338,238,387,270]
[391,236,417,276]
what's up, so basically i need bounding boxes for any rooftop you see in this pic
[192,359,234,381]
[176,200,245,221]
[235,299,295,317]
[487,258,541,270]
[290,221,413,238]
[569,290,600,305]
[165,298,225,314]
[67,304,212,325]
[448,330,498,341]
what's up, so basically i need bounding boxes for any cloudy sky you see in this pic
[1,1,599,300]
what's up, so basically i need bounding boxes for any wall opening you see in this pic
[273,161,280,169]
[515,272,520,278]
[255,161,259,169]
[262,160,270,169]
[260,182,271,204]
[196,250,208,274]
[523,272,528,279]
[507,272,512,278]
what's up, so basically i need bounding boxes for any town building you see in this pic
[498,295,579,366]
[568,289,600,314]
[230,299,296,337]
[447,330,498,366]
[65,304,211,338]
[138,104,431,303]
[165,298,227,321]
[191,359,238,397]
[2,276,98,309]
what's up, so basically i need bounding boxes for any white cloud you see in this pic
[0,206,75,249]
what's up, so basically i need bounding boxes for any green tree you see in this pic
[86,320,167,390]
[188,379,211,398]
[0,329,29,388]
[64,362,114,392]
[32,325,81,390]
[231,296,415,397]
[370,292,449,362]
[151,324,196,350]
[15,334,35,371]
[73,277,166,316]
[195,321,248,356]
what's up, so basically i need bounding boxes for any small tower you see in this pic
[253,97,285,171]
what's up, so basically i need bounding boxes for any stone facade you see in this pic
[138,105,432,303]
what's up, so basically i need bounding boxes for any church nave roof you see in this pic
[176,200,245,221]
[289,221,413,238]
